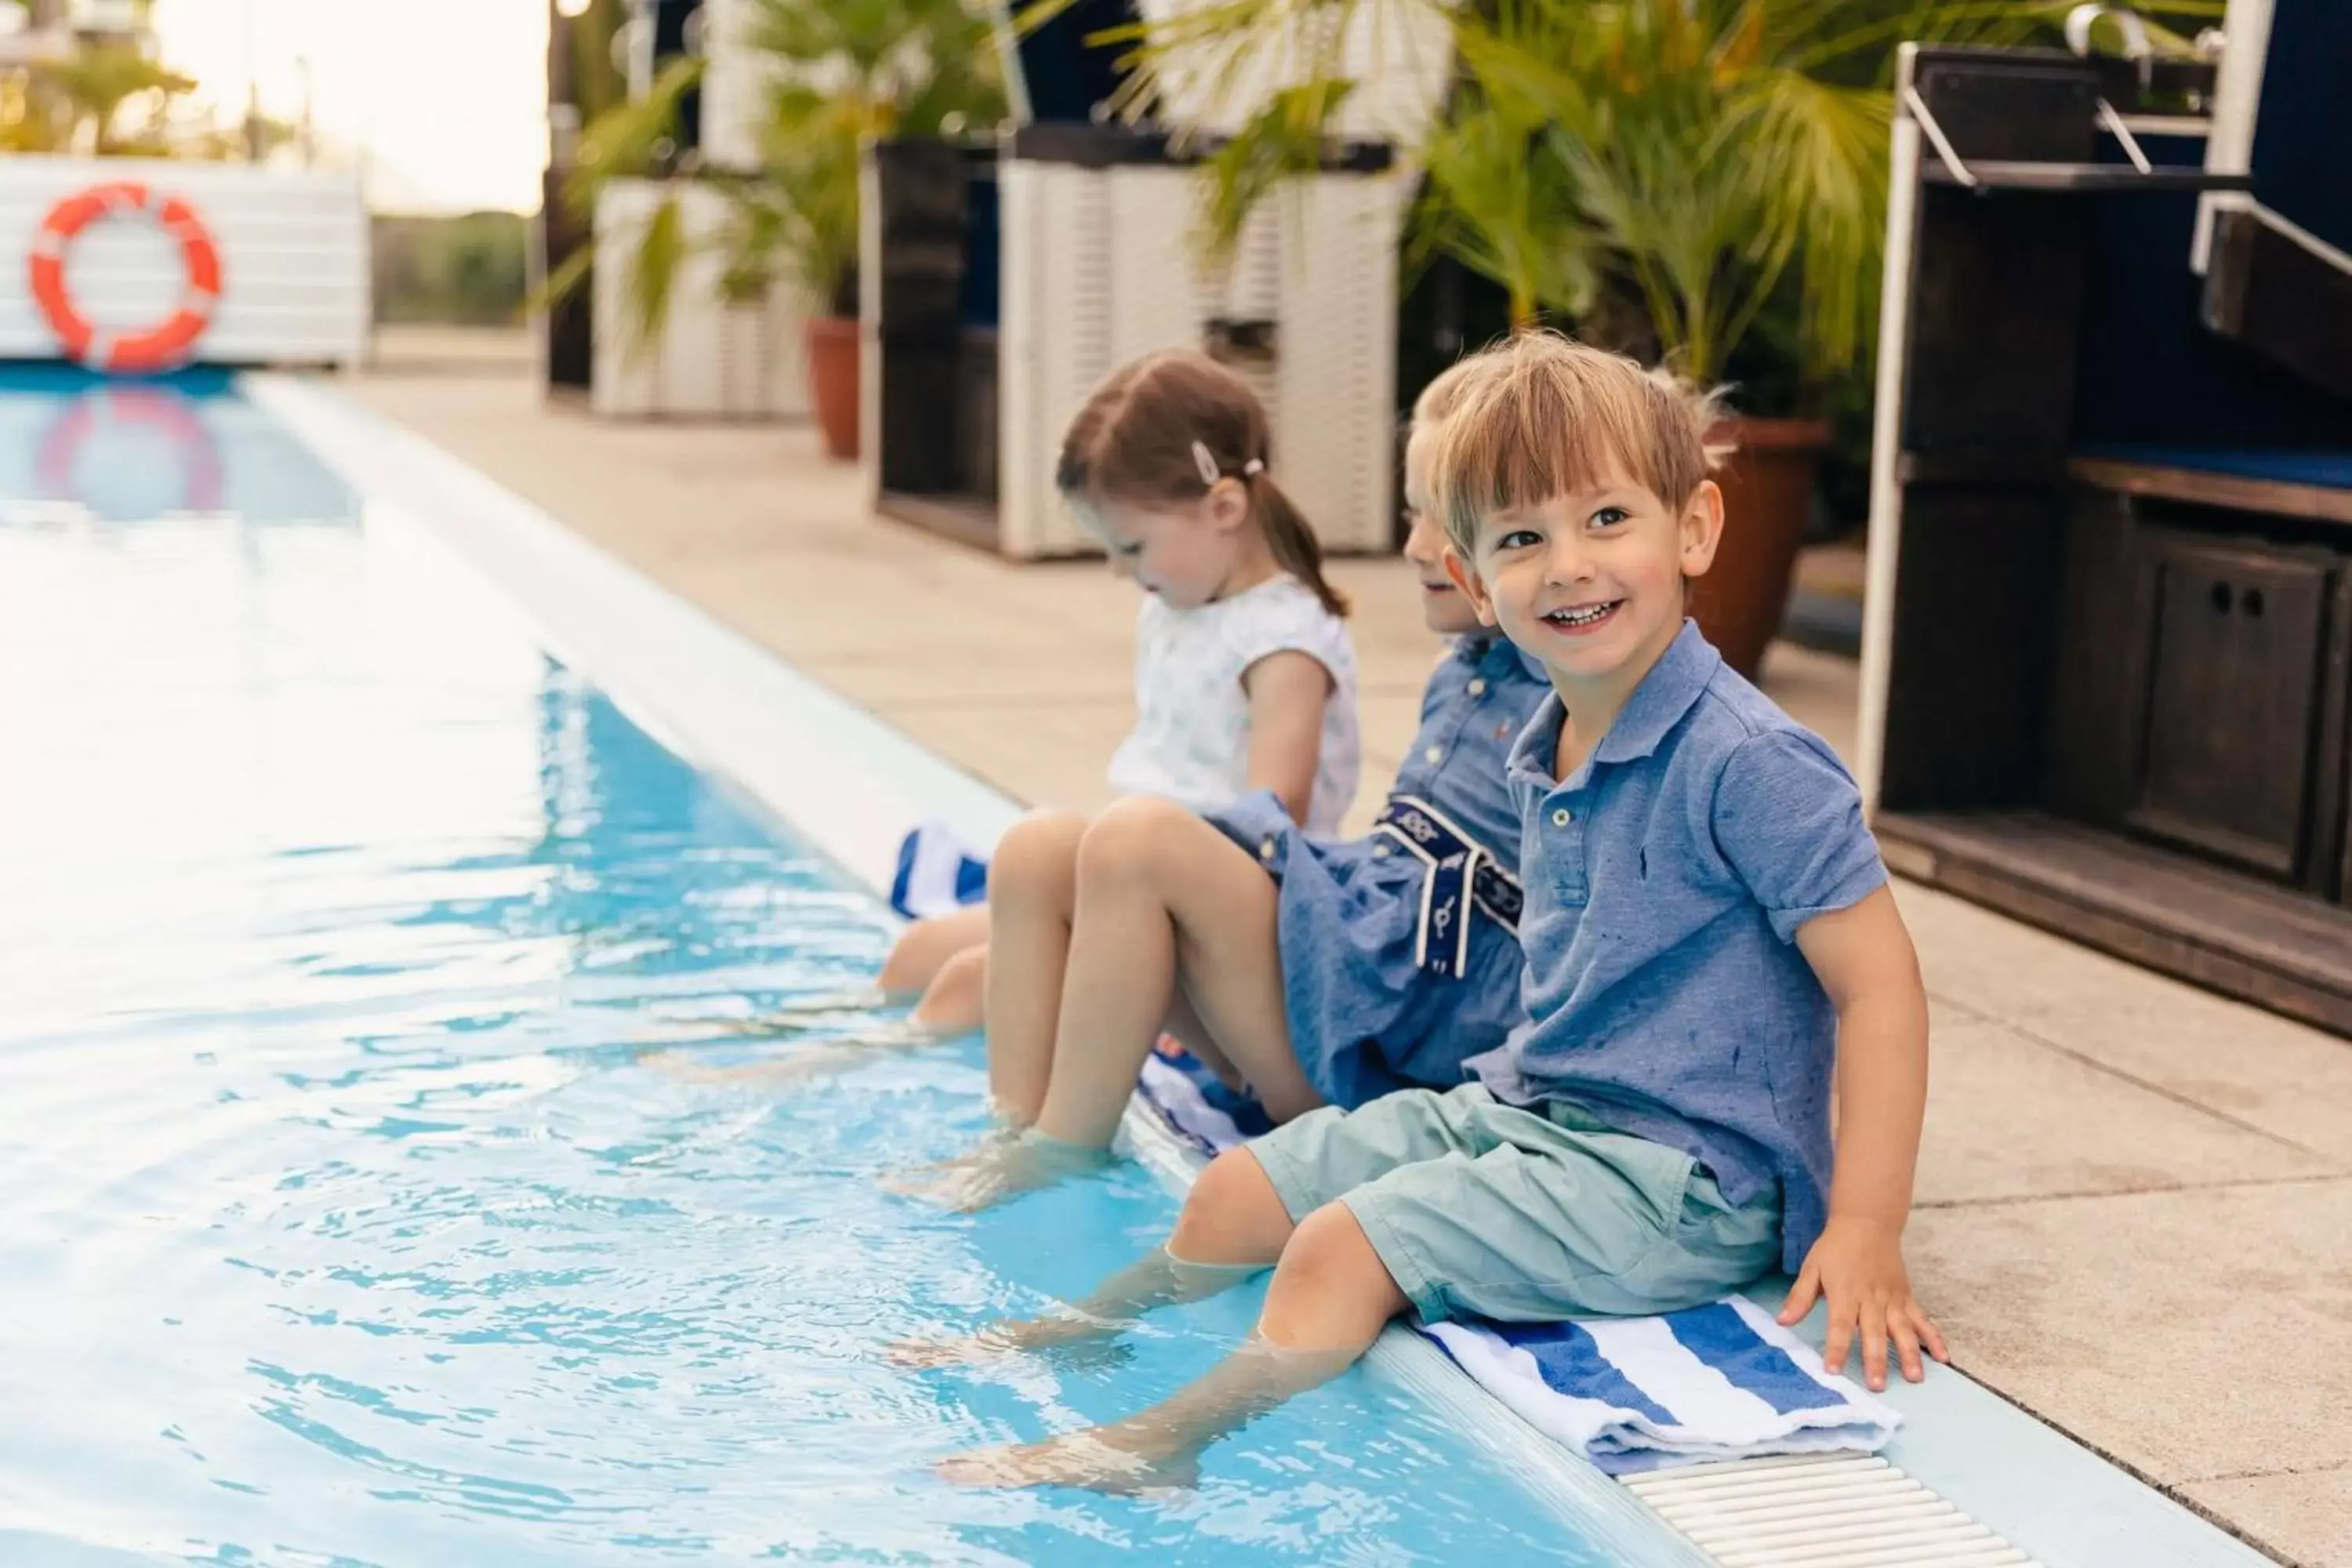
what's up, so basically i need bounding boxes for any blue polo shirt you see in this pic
[1468,621,1888,1272]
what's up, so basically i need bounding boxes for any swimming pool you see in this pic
[0,370,1704,1566]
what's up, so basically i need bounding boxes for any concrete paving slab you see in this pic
[1752,1279,2278,1568]
[1907,1178,2352,1490]
[867,695,1131,817]
[1900,883,2352,1164]
[1755,640,1860,761]
[2180,1468,2352,1568]
[1915,1003,2339,1207]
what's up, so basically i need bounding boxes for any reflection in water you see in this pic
[0,365,357,527]
[34,383,225,514]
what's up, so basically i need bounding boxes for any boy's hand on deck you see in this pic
[1778,1216,1948,1392]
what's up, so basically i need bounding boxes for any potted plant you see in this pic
[550,0,1001,460]
[726,76,864,458]
[726,0,1003,459]
[1117,0,2063,677]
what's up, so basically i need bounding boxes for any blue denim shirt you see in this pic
[1388,634,1554,862]
[1205,632,1553,1105]
[1468,621,1887,1272]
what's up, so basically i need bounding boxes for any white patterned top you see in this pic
[1107,576,1361,834]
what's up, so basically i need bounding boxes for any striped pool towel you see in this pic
[1135,1049,1272,1156]
[889,820,990,920]
[1132,1058,1900,1473]
[1422,1301,1900,1474]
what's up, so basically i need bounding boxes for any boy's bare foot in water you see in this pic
[935,1339,1359,1494]
[889,1246,1261,1367]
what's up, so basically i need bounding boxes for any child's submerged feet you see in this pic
[887,1308,1131,1369]
[933,1338,1358,1493]
[703,987,891,1029]
[883,1129,1114,1211]
[935,1427,1201,1494]
[640,1016,952,1088]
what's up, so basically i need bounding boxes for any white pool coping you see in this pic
[245,372,2278,1568]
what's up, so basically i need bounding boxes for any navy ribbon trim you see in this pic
[1371,795,1522,978]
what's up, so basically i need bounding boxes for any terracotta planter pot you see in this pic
[804,314,860,462]
[1691,416,1830,681]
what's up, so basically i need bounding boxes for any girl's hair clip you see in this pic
[1192,442,1268,486]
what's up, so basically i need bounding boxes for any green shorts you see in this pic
[1248,1083,1781,1324]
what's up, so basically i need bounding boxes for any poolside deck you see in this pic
[346,343,2352,1568]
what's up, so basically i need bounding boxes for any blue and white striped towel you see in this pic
[1134,1058,1900,1473]
[1136,1051,1272,1156]
[890,820,990,921]
[1422,1299,1899,1474]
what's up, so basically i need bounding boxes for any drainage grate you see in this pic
[1624,1453,2039,1567]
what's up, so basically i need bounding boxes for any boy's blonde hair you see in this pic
[1409,354,1484,430]
[1426,331,1727,561]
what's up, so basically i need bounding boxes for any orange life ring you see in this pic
[27,182,222,373]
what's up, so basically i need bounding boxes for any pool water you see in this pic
[0,374,1629,1565]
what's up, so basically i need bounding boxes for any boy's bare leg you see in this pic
[891,1146,1290,1366]
[879,906,992,998]
[938,1187,1408,1492]
[979,811,1087,1120]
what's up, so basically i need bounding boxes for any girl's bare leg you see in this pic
[898,801,1323,1211]
[909,945,988,1036]
[979,810,1087,1120]
[1163,982,1245,1091]
[879,906,992,997]
[1033,799,1322,1149]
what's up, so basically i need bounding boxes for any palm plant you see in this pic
[1404,2,1599,335]
[542,53,705,354]
[1080,0,2217,383]
[1,42,198,155]
[550,0,1003,359]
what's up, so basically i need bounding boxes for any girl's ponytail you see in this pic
[1252,475,1348,619]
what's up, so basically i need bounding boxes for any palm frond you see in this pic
[533,241,597,315]
[622,194,690,361]
[564,54,704,218]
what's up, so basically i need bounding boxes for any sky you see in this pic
[147,0,551,213]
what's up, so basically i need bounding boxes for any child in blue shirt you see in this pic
[930,332,1946,1493]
